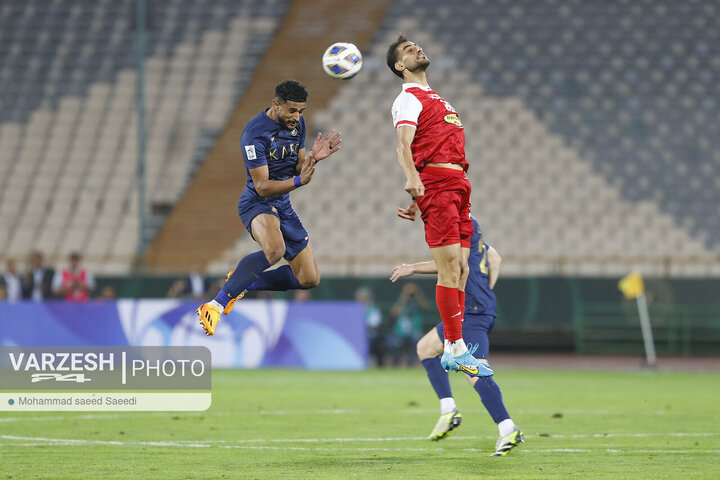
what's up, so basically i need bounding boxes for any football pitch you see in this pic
[1,367,719,479]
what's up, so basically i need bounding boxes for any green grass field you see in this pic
[1,367,719,479]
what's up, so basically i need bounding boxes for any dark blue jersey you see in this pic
[240,109,306,204]
[465,216,497,317]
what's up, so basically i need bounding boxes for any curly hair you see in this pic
[275,80,308,103]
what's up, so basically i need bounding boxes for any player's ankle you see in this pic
[450,339,468,356]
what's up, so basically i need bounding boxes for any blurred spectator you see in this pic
[22,251,55,301]
[166,264,208,300]
[293,289,312,302]
[389,283,430,366]
[166,279,189,299]
[0,283,6,301]
[2,259,23,302]
[356,286,386,367]
[187,264,209,300]
[97,285,117,301]
[53,252,95,301]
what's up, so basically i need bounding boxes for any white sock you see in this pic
[444,339,451,353]
[209,300,224,311]
[450,339,468,356]
[498,418,516,437]
[440,397,456,415]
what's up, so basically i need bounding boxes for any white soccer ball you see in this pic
[322,42,363,79]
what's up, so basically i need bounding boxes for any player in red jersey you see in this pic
[386,34,492,377]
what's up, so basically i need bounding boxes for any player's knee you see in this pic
[416,342,433,361]
[263,245,286,264]
[297,267,320,289]
[416,337,438,361]
[299,274,320,289]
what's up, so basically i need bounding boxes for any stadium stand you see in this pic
[0,0,291,274]
[2,0,719,277]
[213,0,720,277]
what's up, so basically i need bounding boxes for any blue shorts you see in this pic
[435,313,496,360]
[238,194,309,261]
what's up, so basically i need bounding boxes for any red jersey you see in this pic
[391,83,468,173]
[60,268,91,301]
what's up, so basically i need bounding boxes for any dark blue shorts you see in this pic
[435,313,496,360]
[238,195,309,261]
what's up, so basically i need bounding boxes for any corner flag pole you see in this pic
[618,272,656,367]
[635,292,656,367]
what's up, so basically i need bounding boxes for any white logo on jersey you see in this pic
[429,93,456,112]
[245,145,257,160]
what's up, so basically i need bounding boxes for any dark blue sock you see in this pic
[245,265,303,291]
[421,357,452,399]
[474,376,510,424]
[214,251,271,307]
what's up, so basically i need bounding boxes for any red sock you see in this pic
[436,285,462,342]
[458,290,466,321]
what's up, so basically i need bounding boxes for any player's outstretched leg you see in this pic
[198,250,271,335]
[473,375,522,456]
[221,269,247,315]
[418,329,462,441]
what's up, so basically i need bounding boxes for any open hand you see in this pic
[311,129,342,161]
[390,264,414,282]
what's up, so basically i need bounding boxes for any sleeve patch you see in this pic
[244,145,257,160]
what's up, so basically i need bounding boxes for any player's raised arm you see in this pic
[395,125,424,198]
[487,245,502,290]
[250,154,315,198]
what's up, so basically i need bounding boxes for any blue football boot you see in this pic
[440,351,457,372]
[452,351,494,377]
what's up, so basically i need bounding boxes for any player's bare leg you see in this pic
[250,214,287,265]
[287,241,321,289]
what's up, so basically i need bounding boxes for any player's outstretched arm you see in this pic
[487,245,502,289]
[395,126,424,198]
[390,261,438,282]
[310,129,342,161]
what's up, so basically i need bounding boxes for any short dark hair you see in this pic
[275,80,308,103]
[386,34,409,79]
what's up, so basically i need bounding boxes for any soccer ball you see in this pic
[322,42,363,79]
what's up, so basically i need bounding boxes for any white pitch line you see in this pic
[0,408,642,423]
[2,432,720,448]
[1,437,719,455]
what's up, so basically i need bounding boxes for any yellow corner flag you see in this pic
[618,272,645,299]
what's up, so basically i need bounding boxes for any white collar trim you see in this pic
[402,83,431,91]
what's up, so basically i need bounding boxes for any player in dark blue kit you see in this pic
[391,214,524,456]
[198,80,342,335]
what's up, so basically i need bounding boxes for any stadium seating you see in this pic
[210,0,720,276]
[0,0,291,274]
[3,0,719,277]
